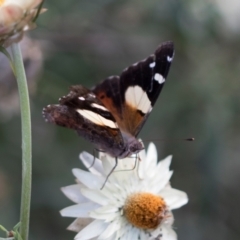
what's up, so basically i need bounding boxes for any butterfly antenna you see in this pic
[143,137,195,143]
[100,157,119,190]
[185,138,195,141]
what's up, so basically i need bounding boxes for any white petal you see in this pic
[161,226,177,240]
[101,185,126,206]
[139,230,148,240]
[61,185,88,203]
[148,171,173,194]
[102,232,117,240]
[120,224,136,240]
[117,219,128,239]
[116,156,137,171]
[160,188,188,209]
[60,202,99,218]
[109,165,136,184]
[98,152,111,161]
[138,143,155,179]
[125,226,139,240]
[96,183,119,202]
[67,218,93,232]
[90,210,119,222]
[81,188,109,205]
[150,155,172,178]
[157,155,172,173]
[92,205,119,214]
[72,168,105,189]
[94,213,119,222]
[80,151,104,176]
[98,219,121,239]
[74,219,108,240]
[102,156,115,176]
[147,156,173,193]
[146,142,158,167]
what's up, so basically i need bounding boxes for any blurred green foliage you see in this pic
[0,0,240,239]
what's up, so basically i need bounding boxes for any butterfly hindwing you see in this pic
[43,85,126,157]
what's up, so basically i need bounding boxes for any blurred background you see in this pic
[0,0,240,239]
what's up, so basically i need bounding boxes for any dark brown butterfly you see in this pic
[43,41,174,159]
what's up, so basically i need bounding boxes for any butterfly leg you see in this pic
[136,154,144,180]
[87,148,97,169]
[100,157,118,190]
[114,154,139,173]
[87,148,107,169]
[121,154,139,171]
[133,154,139,170]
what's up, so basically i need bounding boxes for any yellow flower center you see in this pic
[0,0,5,6]
[123,192,168,229]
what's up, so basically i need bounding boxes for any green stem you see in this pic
[11,43,32,240]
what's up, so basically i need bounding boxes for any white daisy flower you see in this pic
[61,143,188,240]
[0,0,45,46]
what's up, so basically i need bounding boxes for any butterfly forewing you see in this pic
[93,41,174,136]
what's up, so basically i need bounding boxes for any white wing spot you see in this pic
[167,55,173,62]
[77,109,117,128]
[78,97,85,101]
[149,62,156,68]
[88,93,96,98]
[125,86,151,114]
[154,73,165,84]
[91,103,108,111]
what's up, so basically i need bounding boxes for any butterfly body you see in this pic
[43,41,174,158]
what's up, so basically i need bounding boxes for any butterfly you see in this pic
[43,41,174,160]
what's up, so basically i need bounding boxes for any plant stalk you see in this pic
[11,42,32,240]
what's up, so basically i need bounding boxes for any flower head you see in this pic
[61,143,188,240]
[0,0,45,46]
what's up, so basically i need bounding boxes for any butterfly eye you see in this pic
[129,141,143,154]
